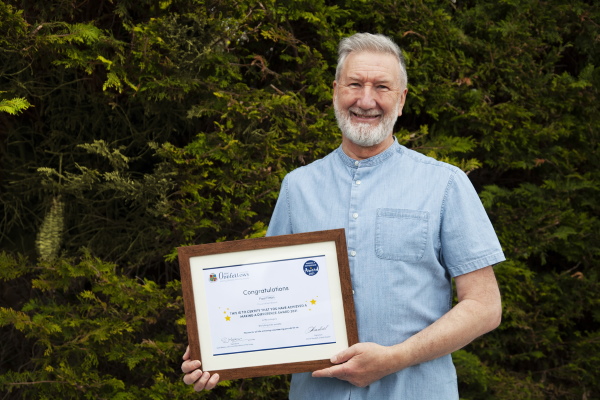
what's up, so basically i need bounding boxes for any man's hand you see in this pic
[312,342,398,387]
[181,346,220,391]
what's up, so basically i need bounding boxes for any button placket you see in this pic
[348,166,362,260]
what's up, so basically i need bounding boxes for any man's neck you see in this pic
[341,134,394,160]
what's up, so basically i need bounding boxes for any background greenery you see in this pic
[1,0,598,399]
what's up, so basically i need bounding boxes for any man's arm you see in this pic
[311,265,502,387]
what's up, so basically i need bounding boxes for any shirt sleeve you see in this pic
[440,169,505,277]
[266,175,293,237]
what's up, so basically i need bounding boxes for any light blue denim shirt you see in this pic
[266,140,505,399]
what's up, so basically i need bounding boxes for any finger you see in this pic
[181,359,201,374]
[193,371,210,391]
[183,368,203,385]
[312,365,343,379]
[205,373,220,390]
[182,345,190,361]
[193,371,218,391]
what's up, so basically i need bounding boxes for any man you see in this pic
[182,32,504,399]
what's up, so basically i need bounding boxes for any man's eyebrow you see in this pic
[344,75,363,82]
[344,77,397,88]
[345,75,394,83]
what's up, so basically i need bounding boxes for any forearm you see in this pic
[385,266,501,371]
[388,292,501,371]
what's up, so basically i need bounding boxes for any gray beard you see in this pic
[334,101,399,147]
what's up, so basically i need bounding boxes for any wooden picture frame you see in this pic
[177,229,358,381]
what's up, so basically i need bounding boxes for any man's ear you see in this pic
[397,88,408,117]
[332,80,338,103]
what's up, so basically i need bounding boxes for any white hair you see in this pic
[336,33,408,89]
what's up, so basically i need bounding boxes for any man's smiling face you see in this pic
[333,51,407,148]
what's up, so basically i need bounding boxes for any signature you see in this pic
[221,337,244,344]
[305,325,329,334]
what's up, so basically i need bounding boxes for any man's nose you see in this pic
[356,85,377,109]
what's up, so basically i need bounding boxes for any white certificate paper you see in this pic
[202,255,336,356]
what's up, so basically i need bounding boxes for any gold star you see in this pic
[310,299,317,305]
[225,315,231,321]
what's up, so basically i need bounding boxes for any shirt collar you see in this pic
[335,137,401,168]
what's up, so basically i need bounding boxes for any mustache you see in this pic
[348,107,382,117]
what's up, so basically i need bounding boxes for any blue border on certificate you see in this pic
[215,341,336,356]
[202,254,326,271]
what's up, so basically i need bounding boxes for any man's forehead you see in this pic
[341,51,401,82]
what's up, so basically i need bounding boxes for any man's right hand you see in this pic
[181,345,220,391]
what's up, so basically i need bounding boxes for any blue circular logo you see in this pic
[303,260,319,276]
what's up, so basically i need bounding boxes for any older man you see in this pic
[182,33,504,399]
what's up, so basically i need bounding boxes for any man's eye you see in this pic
[377,85,389,90]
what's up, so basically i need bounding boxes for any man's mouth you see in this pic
[350,109,382,120]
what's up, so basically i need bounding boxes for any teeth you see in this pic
[351,111,380,118]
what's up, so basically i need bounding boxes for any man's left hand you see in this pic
[311,342,398,387]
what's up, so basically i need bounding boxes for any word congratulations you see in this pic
[243,286,289,295]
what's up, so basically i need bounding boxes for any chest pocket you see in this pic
[375,208,429,262]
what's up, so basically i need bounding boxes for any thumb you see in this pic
[331,346,357,364]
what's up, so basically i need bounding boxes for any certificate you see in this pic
[178,229,357,380]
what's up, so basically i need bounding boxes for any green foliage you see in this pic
[1,0,599,398]
[0,250,191,399]
[35,196,64,262]
[0,96,31,115]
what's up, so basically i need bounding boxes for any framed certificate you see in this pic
[177,229,358,380]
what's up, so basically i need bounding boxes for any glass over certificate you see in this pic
[178,229,357,380]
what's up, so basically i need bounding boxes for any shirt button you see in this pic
[350,250,356,257]
[356,180,361,185]
[354,161,359,166]
[352,213,358,219]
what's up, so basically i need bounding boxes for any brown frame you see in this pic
[177,228,357,380]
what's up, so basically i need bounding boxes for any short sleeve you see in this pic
[440,170,505,277]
